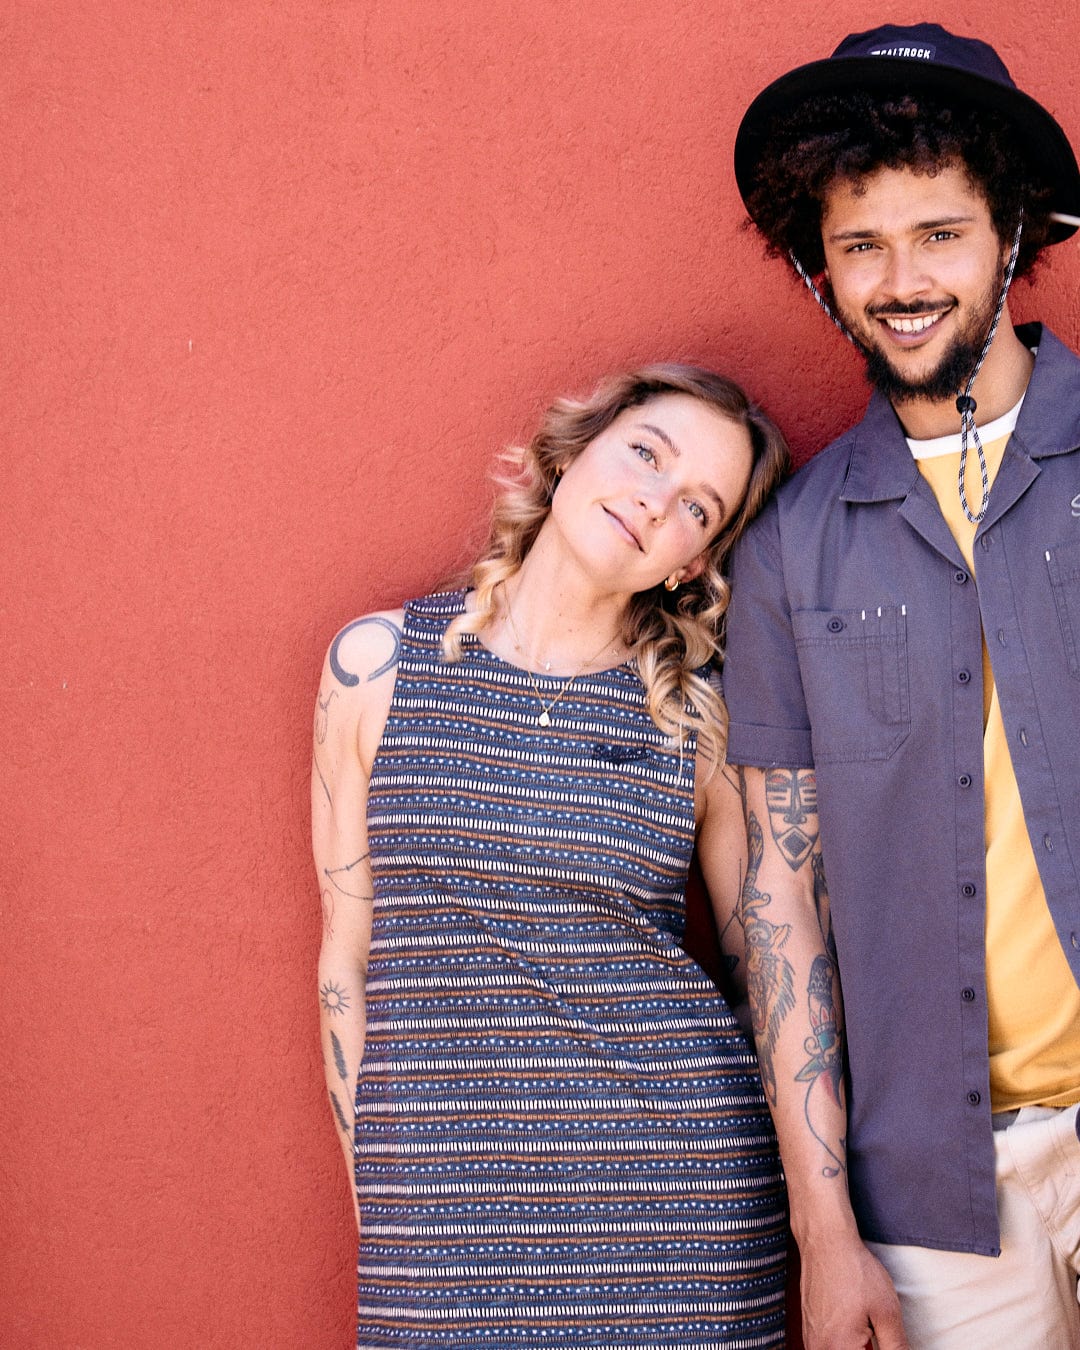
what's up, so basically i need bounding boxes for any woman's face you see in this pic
[551,392,754,594]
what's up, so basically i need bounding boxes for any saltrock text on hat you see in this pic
[868,45,934,59]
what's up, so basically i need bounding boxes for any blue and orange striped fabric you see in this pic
[358,590,786,1348]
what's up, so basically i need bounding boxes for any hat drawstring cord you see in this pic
[957,209,1024,525]
[789,253,859,346]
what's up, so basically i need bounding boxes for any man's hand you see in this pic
[799,1234,910,1350]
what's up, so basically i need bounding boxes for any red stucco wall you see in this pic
[5,3,1080,1346]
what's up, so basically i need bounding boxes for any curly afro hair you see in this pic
[745,90,1055,279]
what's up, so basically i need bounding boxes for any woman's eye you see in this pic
[687,500,708,526]
[632,443,657,465]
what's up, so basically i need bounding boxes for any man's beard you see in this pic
[826,274,1001,403]
[860,321,986,401]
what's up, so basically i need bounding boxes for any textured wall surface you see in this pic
[4,2,1080,1346]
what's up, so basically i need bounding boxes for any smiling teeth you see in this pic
[883,313,942,333]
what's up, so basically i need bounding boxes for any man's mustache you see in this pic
[866,299,954,317]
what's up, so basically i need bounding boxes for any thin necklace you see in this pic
[503,588,623,727]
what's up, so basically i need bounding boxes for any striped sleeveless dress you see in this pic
[359,590,786,1348]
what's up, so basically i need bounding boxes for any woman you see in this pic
[313,364,791,1348]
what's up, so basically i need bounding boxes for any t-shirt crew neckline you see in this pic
[905,389,1027,461]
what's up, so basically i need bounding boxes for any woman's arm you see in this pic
[311,610,404,1231]
[695,757,751,1016]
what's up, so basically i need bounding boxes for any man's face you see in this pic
[820,163,1010,402]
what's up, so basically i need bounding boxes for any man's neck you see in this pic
[890,317,1035,441]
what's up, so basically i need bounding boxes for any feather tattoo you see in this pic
[331,1029,348,1082]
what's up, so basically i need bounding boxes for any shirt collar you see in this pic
[839,323,1080,503]
[1014,324,1080,459]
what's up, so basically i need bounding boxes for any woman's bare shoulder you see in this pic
[314,608,407,763]
[322,609,408,694]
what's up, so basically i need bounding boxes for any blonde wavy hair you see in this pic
[444,364,790,765]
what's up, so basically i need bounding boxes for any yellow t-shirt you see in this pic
[912,416,1080,1111]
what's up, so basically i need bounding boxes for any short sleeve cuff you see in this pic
[726,720,814,769]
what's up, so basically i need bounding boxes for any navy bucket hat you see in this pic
[734,22,1080,243]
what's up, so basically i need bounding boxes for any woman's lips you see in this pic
[603,507,643,551]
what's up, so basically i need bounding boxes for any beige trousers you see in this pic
[868,1104,1080,1350]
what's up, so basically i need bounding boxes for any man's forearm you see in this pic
[738,767,852,1229]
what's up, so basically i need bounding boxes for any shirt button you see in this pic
[962,987,976,1002]
[997,629,1007,647]
[958,774,972,788]
[1019,727,1029,747]
[827,617,845,633]
[967,1090,982,1106]
[962,883,977,897]
[1072,933,1080,951]
[1045,834,1054,852]
[957,669,971,684]
[954,569,968,584]
[980,534,993,550]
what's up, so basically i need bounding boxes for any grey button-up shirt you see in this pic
[724,324,1080,1255]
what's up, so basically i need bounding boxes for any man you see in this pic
[724,23,1080,1350]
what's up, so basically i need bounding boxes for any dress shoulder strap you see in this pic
[397,589,468,662]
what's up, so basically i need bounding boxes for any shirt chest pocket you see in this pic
[1046,540,1080,679]
[792,605,911,764]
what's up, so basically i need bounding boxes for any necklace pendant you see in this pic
[538,710,552,727]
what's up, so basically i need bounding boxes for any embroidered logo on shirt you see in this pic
[591,743,648,763]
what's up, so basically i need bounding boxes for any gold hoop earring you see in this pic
[664,576,679,592]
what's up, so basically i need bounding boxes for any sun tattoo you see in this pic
[320,981,350,1016]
